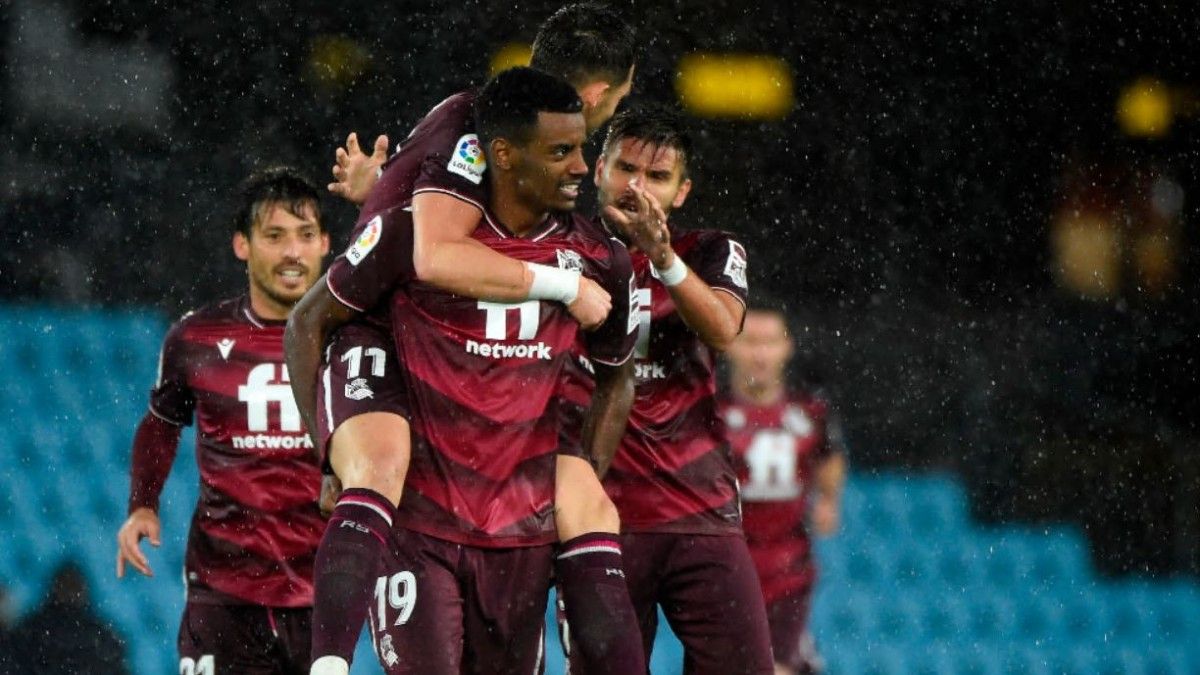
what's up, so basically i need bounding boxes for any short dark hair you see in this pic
[529,2,637,87]
[232,166,323,238]
[475,67,583,148]
[602,105,694,176]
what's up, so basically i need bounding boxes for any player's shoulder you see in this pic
[673,224,743,252]
[170,296,247,335]
[417,90,476,136]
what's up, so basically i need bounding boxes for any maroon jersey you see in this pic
[326,90,482,328]
[589,224,750,534]
[719,392,844,603]
[375,209,637,548]
[150,297,324,607]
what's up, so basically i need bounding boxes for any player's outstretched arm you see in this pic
[580,359,635,478]
[328,132,389,205]
[285,274,359,447]
[116,412,182,578]
[412,191,613,330]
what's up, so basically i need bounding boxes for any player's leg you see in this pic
[553,455,647,674]
[367,529,463,674]
[177,602,278,674]
[461,544,555,675]
[765,586,823,675]
[659,535,774,675]
[311,326,411,675]
[269,606,313,675]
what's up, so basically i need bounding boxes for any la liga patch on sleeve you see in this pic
[724,240,749,290]
[447,134,487,184]
[346,215,383,266]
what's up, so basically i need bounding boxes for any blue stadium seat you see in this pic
[919,591,969,644]
[965,590,1018,644]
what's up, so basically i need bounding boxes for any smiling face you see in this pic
[595,136,692,220]
[233,201,329,319]
[509,110,590,214]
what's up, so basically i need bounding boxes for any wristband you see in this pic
[654,255,688,287]
[526,262,580,304]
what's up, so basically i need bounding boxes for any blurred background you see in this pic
[1,0,1198,673]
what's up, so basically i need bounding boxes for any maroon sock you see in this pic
[556,533,647,674]
[311,488,396,664]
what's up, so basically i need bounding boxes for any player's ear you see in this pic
[672,177,693,209]
[576,79,610,110]
[319,230,331,256]
[593,152,607,187]
[232,231,250,261]
[490,138,516,171]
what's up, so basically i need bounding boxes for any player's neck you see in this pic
[733,378,785,406]
[247,286,291,321]
[489,187,549,237]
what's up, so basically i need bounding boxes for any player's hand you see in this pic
[602,179,673,267]
[328,132,389,205]
[319,474,344,517]
[116,507,161,578]
[811,497,840,537]
[567,277,612,331]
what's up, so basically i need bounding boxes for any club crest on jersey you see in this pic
[783,405,814,436]
[216,338,236,360]
[447,134,487,184]
[379,634,399,667]
[556,248,583,273]
[346,215,383,266]
[344,377,374,401]
[724,240,749,290]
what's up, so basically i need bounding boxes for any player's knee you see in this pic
[590,493,621,534]
[328,414,411,504]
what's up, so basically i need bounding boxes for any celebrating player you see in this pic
[292,68,642,674]
[287,5,644,674]
[557,105,775,673]
[721,305,847,675]
[115,167,330,674]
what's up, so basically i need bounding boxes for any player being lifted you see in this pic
[115,168,330,674]
[290,67,646,673]
[556,105,775,673]
[721,304,847,675]
[288,4,644,674]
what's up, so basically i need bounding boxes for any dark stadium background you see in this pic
[1,0,1198,671]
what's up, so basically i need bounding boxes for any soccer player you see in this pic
[292,68,642,674]
[557,105,775,674]
[115,167,331,674]
[288,5,644,674]
[721,305,847,675]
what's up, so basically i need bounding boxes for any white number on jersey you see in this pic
[477,300,541,340]
[633,288,653,358]
[742,429,801,501]
[237,364,301,432]
[341,345,387,377]
[180,655,214,675]
[373,571,418,630]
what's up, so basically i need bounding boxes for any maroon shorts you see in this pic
[316,322,408,468]
[366,528,554,674]
[177,601,310,674]
[622,532,774,675]
[765,587,822,674]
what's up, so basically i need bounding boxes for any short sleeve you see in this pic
[148,321,194,426]
[326,206,416,313]
[412,149,490,212]
[682,232,749,305]
[582,242,638,366]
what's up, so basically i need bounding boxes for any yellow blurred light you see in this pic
[307,35,370,91]
[1117,77,1172,138]
[490,43,533,77]
[676,53,793,120]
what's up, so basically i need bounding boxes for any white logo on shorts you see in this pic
[344,377,375,401]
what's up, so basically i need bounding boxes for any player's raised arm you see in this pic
[606,181,746,352]
[327,132,390,204]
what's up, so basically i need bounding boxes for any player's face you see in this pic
[512,111,589,213]
[728,310,793,389]
[582,66,635,134]
[233,202,329,318]
[595,138,692,219]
